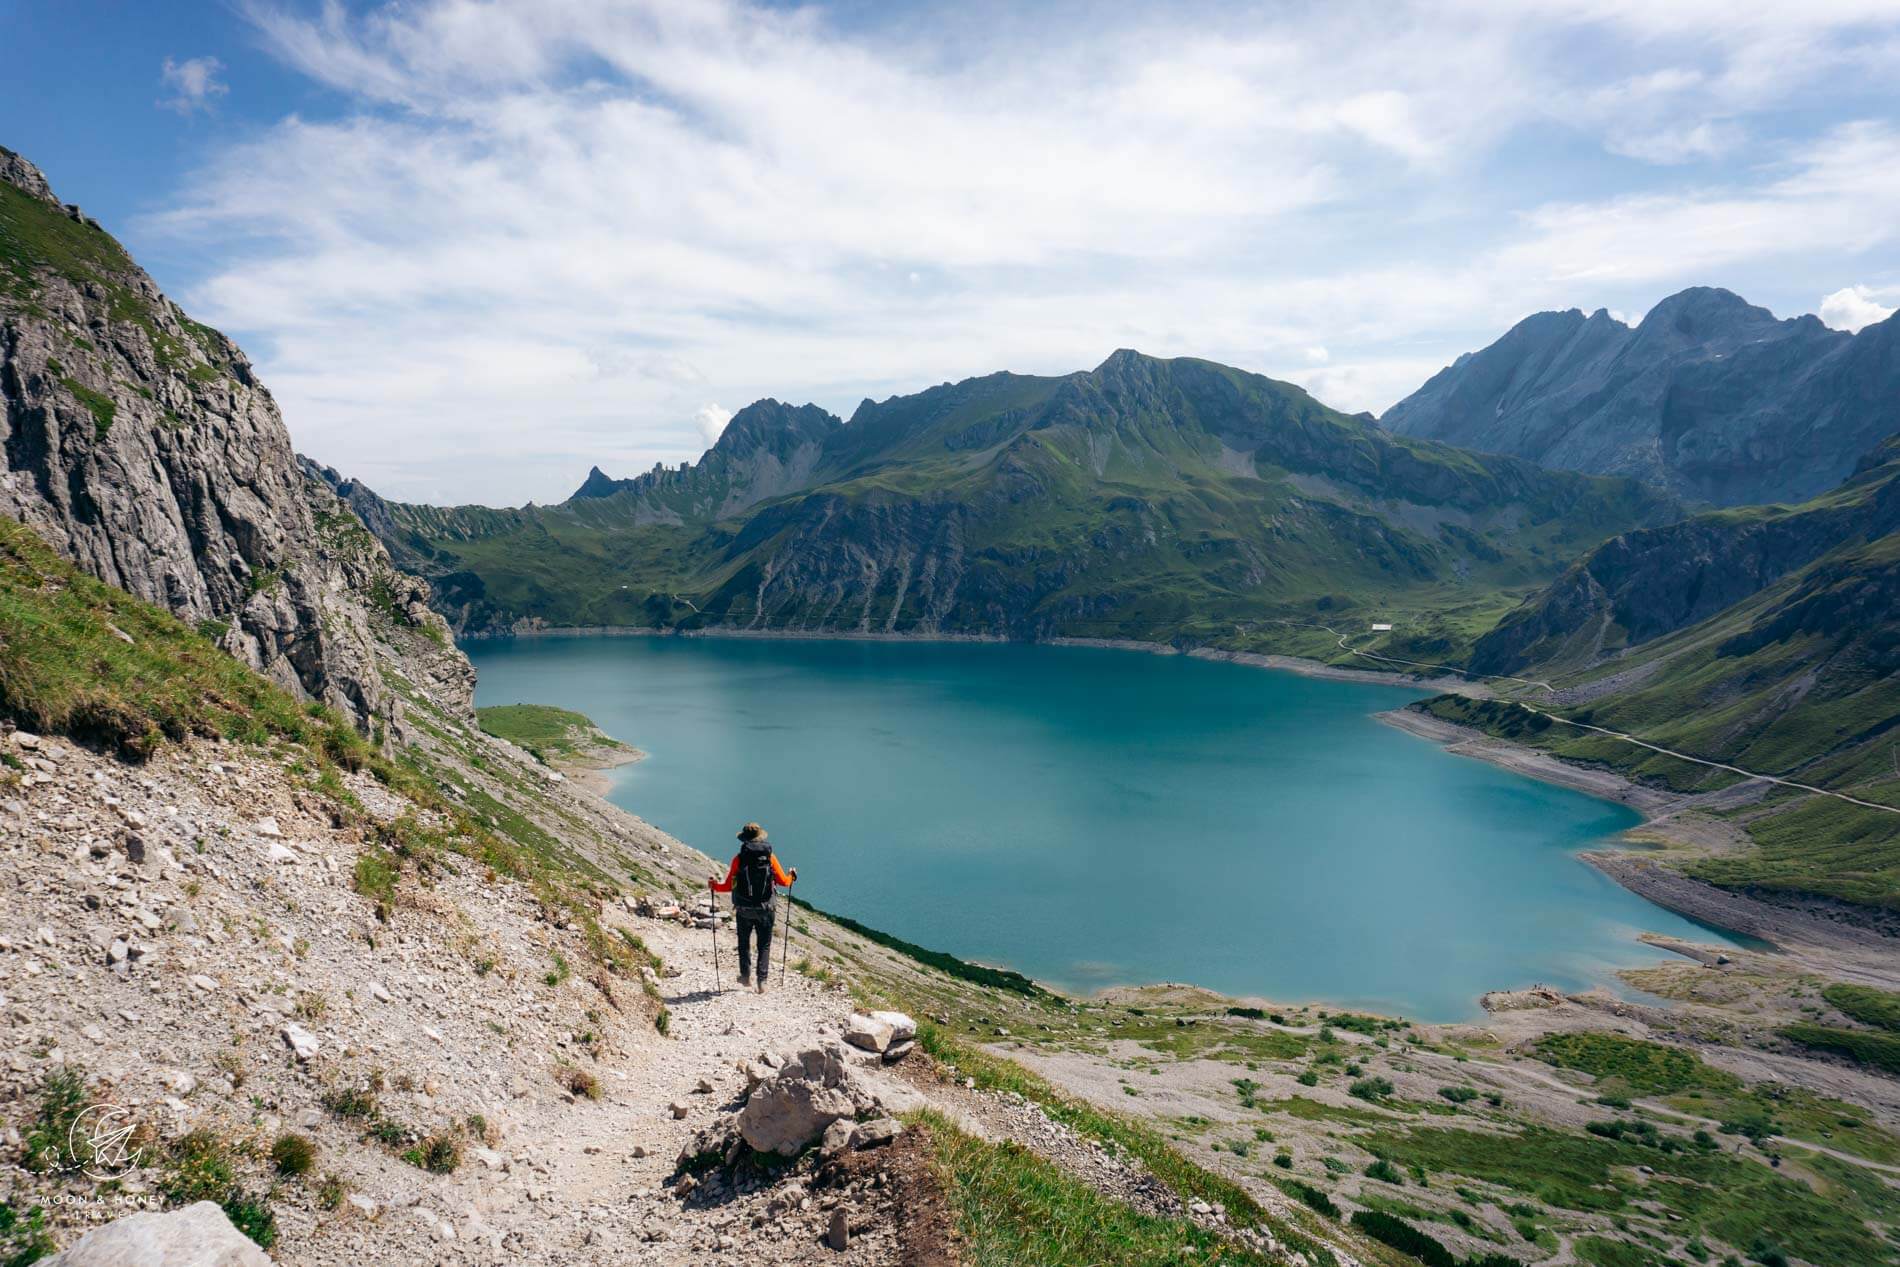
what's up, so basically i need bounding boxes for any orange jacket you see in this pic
[711,851,793,893]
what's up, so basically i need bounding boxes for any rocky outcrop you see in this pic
[0,146,471,731]
[1472,436,1900,674]
[566,399,842,521]
[46,1202,272,1266]
[1384,287,1900,506]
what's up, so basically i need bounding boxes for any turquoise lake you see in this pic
[468,635,1740,1020]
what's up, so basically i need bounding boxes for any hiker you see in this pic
[709,822,796,992]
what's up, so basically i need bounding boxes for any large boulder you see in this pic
[738,1045,859,1156]
[869,1011,917,1044]
[49,1202,272,1266]
[843,1013,895,1053]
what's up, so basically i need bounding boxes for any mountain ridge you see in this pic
[326,350,1681,649]
[1382,286,1900,507]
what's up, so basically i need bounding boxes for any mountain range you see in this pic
[7,138,1900,1267]
[322,353,1680,650]
[3,136,1897,926]
[1382,286,1900,507]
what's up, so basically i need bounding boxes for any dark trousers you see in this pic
[735,905,774,981]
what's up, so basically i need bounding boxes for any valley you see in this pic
[3,130,1899,1267]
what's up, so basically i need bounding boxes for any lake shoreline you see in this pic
[1377,707,1900,967]
[480,627,1789,1020]
[460,623,1483,694]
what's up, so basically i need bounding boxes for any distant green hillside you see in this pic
[320,351,1680,661]
[1419,438,1900,912]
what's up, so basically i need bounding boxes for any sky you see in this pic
[5,0,1900,506]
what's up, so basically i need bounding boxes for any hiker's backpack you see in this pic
[734,843,775,908]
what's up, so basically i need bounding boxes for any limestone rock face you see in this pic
[47,1201,273,1266]
[1384,287,1900,507]
[0,146,472,731]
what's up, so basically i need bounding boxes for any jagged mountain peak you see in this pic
[1632,285,1783,343]
[571,464,620,500]
[1384,284,1892,505]
[713,398,842,455]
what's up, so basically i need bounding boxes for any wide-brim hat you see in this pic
[737,822,767,842]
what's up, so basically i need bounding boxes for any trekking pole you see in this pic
[780,885,791,982]
[709,882,721,993]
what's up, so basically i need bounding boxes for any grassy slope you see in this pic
[1416,448,1900,910]
[475,703,631,766]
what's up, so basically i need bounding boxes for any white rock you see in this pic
[11,731,39,748]
[281,1022,319,1062]
[869,1010,917,1044]
[369,982,392,1003]
[255,816,283,838]
[189,975,217,992]
[348,1193,382,1220]
[843,1013,895,1054]
[266,843,297,864]
[45,1201,271,1266]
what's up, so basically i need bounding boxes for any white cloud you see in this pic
[158,56,228,114]
[693,403,733,449]
[139,0,1900,503]
[1818,284,1898,331]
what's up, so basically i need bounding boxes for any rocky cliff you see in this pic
[1472,436,1900,675]
[1383,287,1900,507]
[569,399,843,522]
[0,146,470,732]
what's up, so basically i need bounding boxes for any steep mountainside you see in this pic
[330,351,1681,653]
[0,147,468,731]
[1422,437,1900,913]
[1383,287,1900,506]
[570,399,844,521]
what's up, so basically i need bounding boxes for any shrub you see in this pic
[1291,1181,1338,1217]
[1296,1070,1319,1087]
[1820,983,1900,1032]
[1532,1032,1735,1096]
[1349,1076,1395,1102]
[1438,1086,1479,1104]
[320,1085,377,1120]
[1365,1157,1404,1184]
[1272,1150,1293,1169]
[220,1191,276,1250]
[402,1133,460,1174]
[270,1133,315,1177]
[555,1064,601,1100]
[1780,1023,1900,1076]
[21,1066,91,1173]
[316,1174,346,1212]
[161,1131,233,1205]
[0,1202,57,1265]
[1349,1209,1454,1267]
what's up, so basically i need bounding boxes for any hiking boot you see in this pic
[737,972,752,988]
[756,977,769,994]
